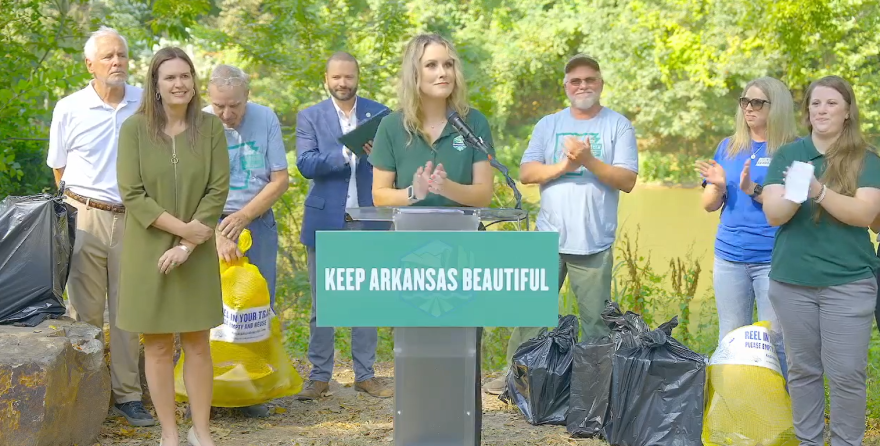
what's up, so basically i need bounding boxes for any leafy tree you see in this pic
[0,0,91,196]
[6,0,880,191]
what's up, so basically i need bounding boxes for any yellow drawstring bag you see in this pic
[174,229,302,407]
[702,321,797,446]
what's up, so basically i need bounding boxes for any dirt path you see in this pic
[99,361,605,446]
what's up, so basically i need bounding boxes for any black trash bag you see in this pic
[0,187,76,326]
[567,340,614,437]
[500,314,578,425]
[566,301,652,438]
[605,317,707,446]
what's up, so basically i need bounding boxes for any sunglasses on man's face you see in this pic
[739,97,770,111]
[567,77,602,88]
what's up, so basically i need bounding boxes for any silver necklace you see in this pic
[749,142,765,160]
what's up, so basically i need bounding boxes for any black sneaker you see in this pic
[112,401,157,427]
[237,404,271,418]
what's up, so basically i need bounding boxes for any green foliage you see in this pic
[8,0,880,198]
[869,328,880,419]
[0,0,89,196]
[613,229,667,329]
[188,0,410,127]
[0,0,209,198]
[86,0,210,52]
[638,151,703,185]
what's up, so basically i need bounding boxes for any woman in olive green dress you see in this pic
[116,47,228,446]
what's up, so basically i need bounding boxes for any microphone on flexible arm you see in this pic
[446,109,523,211]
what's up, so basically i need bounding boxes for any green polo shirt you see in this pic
[763,136,880,287]
[368,109,495,207]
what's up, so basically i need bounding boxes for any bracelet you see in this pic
[177,244,191,254]
[814,184,827,203]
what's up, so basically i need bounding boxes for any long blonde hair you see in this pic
[802,76,874,221]
[137,47,204,148]
[727,76,798,158]
[398,33,469,146]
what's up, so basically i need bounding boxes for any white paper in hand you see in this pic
[783,161,814,204]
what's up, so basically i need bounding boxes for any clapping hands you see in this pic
[739,159,755,194]
[563,135,594,166]
[782,161,822,199]
[695,160,726,187]
[411,161,449,200]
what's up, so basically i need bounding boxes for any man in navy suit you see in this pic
[295,52,393,400]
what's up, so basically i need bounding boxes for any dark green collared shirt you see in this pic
[368,109,495,207]
[763,137,880,287]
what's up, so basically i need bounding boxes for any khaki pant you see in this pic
[65,197,142,404]
[505,248,614,366]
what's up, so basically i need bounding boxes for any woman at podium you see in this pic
[368,33,496,208]
[366,33,492,444]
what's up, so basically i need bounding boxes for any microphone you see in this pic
[447,109,523,211]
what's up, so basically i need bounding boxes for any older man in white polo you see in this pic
[46,26,154,426]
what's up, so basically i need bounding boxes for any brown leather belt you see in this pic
[64,190,125,213]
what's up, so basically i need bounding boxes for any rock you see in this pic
[0,318,110,446]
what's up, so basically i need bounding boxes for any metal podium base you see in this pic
[390,210,482,445]
[337,206,530,446]
[393,327,481,446]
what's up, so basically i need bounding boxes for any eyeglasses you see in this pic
[210,76,246,87]
[739,97,770,111]
[566,77,602,88]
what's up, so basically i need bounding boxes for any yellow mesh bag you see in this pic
[174,229,303,407]
[702,321,797,446]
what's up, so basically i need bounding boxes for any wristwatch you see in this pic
[750,184,763,197]
[406,185,419,204]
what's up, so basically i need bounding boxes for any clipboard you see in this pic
[337,108,391,157]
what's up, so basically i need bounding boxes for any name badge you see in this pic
[756,157,772,167]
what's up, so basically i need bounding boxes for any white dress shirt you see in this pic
[333,98,359,209]
[46,81,142,204]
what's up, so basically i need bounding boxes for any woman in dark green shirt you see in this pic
[367,33,494,444]
[762,75,880,445]
[368,33,495,208]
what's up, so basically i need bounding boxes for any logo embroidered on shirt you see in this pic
[452,135,466,151]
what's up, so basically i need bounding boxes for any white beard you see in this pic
[571,95,598,111]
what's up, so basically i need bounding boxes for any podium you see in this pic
[342,206,530,230]
[316,206,556,446]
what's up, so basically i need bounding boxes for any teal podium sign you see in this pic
[315,231,559,327]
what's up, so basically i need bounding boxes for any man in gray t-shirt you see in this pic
[203,64,290,416]
[484,54,639,395]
